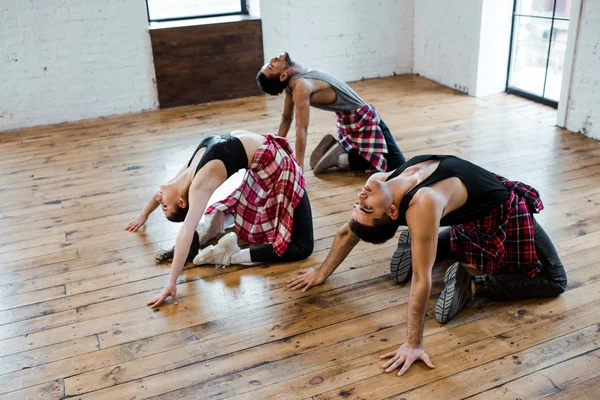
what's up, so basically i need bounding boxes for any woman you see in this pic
[125,131,314,308]
[287,154,566,376]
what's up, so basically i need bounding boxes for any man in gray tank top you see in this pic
[257,52,405,174]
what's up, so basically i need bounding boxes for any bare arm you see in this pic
[148,162,227,308]
[142,195,161,217]
[292,86,311,171]
[124,193,160,231]
[381,189,443,376]
[405,196,441,346]
[287,222,360,292]
[277,88,295,138]
[125,164,189,232]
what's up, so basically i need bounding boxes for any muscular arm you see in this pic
[405,190,443,346]
[292,86,311,171]
[277,89,295,138]
[287,222,360,291]
[380,189,442,376]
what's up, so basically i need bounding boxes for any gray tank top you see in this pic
[289,70,366,112]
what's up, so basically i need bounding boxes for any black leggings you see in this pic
[437,219,567,301]
[249,192,314,263]
[348,120,406,172]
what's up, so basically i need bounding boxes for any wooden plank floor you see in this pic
[1,75,600,400]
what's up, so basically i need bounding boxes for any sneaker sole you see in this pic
[310,135,337,170]
[390,230,412,283]
[435,263,470,324]
[313,143,347,174]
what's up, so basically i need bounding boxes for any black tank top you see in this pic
[186,133,248,179]
[387,155,510,226]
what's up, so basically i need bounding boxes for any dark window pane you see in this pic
[147,0,242,21]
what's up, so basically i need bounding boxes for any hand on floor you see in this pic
[380,343,435,376]
[147,283,178,308]
[286,268,326,292]
[124,213,148,232]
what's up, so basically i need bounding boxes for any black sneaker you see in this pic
[435,262,473,324]
[390,230,412,283]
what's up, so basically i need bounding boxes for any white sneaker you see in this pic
[197,212,224,246]
[192,232,240,267]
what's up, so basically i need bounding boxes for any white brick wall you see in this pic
[565,0,600,140]
[259,0,414,82]
[413,0,480,94]
[0,0,158,132]
[3,0,598,141]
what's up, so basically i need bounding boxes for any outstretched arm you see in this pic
[287,222,360,292]
[381,189,443,376]
[147,199,204,307]
[125,164,189,232]
[277,88,295,138]
[148,162,227,308]
[125,194,160,231]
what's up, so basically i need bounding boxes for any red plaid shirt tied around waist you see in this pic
[450,174,545,278]
[336,104,388,173]
[205,134,305,256]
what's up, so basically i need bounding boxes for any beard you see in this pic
[284,52,293,67]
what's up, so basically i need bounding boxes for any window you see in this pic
[146,0,247,23]
[506,0,572,107]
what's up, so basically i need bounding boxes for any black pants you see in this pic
[348,120,406,172]
[437,219,567,301]
[249,192,314,263]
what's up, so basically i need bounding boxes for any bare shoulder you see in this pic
[407,188,446,226]
[290,78,313,97]
[406,188,445,239]
[410,187,445,209]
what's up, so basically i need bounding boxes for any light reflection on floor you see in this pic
[193,274,269,317]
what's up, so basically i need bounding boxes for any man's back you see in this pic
[289,70,365,112]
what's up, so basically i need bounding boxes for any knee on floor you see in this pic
[292,242,314,261]
[550,276,567,296]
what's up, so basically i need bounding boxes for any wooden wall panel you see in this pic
[150,17,264,108]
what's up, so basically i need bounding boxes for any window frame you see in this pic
[505,0,571,108]
[145,0,248,23]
